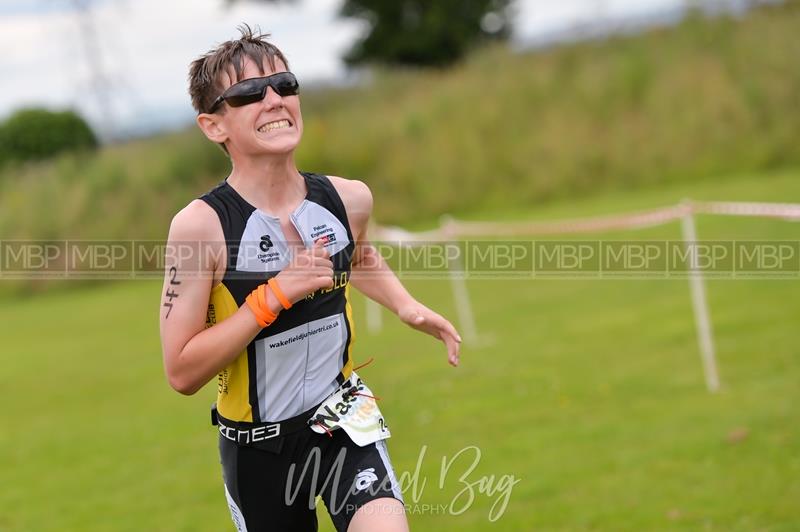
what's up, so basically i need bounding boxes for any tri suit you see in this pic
[199,171,402,531]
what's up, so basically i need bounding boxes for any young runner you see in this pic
[159,25,461,532]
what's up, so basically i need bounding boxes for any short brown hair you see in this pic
[188,24,290,115]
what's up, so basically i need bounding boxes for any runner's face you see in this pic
[219,56,303,156]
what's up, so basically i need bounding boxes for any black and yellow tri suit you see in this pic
[200,171,356,423]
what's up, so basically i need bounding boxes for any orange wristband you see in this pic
[268,277,292,310]
[256,282,268,310]
[245,285,278,328]
[245,293,267,327]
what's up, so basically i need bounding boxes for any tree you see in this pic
[340,0,513,67]
[224,0,514,68]
[0,108,98,165]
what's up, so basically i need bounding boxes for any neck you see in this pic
[227,152,305,215]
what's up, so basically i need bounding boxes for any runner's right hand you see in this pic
[274,239,334,303]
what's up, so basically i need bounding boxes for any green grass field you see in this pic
[2,170,799,531]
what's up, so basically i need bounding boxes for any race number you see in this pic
[309,372,390,447]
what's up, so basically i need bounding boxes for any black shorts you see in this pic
[219,425,403,532]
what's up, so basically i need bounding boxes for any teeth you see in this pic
[258,119,290,133]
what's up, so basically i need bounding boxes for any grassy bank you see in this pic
[1,2,799,243]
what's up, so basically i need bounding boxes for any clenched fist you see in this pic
[274,238,334,303]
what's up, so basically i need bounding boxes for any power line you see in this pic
[70,0,117,138]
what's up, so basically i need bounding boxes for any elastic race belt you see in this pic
[211,403,318,446]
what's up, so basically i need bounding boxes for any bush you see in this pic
[0,108,98,165]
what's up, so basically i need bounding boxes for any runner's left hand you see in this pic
[398,303,461,367]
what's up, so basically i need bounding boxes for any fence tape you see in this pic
[373,200,800,242]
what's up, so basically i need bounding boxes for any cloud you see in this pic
[0,0,117,17]
[0,0,361,135]
[515,0,681,39]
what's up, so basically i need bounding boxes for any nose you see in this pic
[261,86,283,110]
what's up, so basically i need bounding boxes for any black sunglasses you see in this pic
[208,72,299,113]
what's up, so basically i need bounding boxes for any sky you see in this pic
[0,0,744,138]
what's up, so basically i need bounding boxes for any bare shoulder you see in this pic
[326,175,373,212]
[167,199,225,278]
[326,174,372,216]
[168,199,222,241]
[326,175,373,241]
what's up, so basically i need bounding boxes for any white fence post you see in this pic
[441,215,479,345]
[365,297,382,333]
[680,200,720,393]
[364,220,383,333]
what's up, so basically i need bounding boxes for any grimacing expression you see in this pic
[214,57,304,156]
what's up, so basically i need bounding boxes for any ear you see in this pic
[196,113,228,145]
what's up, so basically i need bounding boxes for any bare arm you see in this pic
[330,176,462,366]
[351,228,462,366]
[159,200,272,395]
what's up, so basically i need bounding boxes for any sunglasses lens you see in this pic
[224,78,265,107]
[271,73,299,96]
[225,94,261,107]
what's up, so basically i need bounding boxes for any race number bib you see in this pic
[309,371,390,447]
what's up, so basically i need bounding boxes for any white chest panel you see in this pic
[235,200,351,273]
